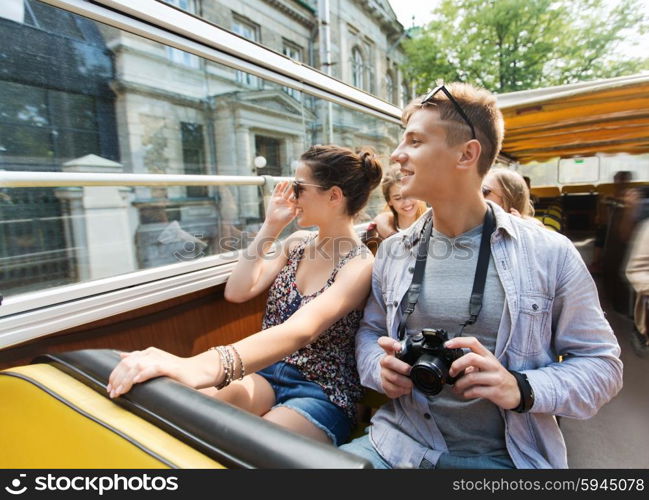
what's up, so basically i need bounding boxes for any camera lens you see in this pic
[410,354,448,395]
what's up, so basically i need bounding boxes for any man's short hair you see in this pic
[402,83,504,176]
[613,170,633,183]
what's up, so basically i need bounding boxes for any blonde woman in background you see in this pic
[370,166,427,239]
[482,168,544,227]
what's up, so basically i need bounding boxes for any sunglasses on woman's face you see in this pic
[292,180,326,199]
[482,185,502,200]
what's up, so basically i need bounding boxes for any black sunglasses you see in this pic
[292,180,326,199]
[421,84,477,140]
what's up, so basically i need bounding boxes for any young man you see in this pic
[340,83,623,469]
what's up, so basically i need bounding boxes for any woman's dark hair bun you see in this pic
[357,147,383,190]
[300,144,384,216]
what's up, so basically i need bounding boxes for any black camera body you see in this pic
[396,328,467,395]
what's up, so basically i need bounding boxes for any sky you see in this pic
[389,0,439,29]
[388,0,649,58]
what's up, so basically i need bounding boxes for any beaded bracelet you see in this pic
[209,346,232,390]
[229,344,246,381]
[209,345,245,389]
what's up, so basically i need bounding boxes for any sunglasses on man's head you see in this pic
[292,180,326,199]
[421,84,477,140]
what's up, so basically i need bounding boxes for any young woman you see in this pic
[482,168,544,227]
[370,166,427,239]
[107,145,383,446]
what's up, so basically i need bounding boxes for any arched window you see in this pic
[401,82,410,107]
[385,71,395,103]
[351,47,364,90]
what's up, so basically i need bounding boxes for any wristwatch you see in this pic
[508,370,535,413]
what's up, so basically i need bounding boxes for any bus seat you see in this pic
[0,349,371,469]
[597,181,649,197]
[530,186,561,199]
[0,363,221,469]
[536,207,562,220]
[542,217,562,232]
[535,214,562,232]
[561,184,596,194]
[596,182,616,196]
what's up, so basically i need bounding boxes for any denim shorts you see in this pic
[256,361,353,446]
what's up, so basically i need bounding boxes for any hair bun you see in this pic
[357,147,383,189]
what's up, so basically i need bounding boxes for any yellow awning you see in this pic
[497,73,649,164]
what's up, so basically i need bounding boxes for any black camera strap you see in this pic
[397,205,496,340]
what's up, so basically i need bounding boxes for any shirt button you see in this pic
[393,301,399,307]
[424,413,431,420]
[532,304,539,311]
[408,266,414,273]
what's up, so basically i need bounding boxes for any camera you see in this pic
[396,328,468,395]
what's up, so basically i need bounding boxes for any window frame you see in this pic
[0,0,401,345]
[351,46,365,90]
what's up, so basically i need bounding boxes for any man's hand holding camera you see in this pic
[379,335,521,410]
[378,336,413,398]
[445,336,520,410]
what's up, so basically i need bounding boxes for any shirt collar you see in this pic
[401,199,517,248]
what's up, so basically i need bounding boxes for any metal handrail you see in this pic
[0,171,293,188]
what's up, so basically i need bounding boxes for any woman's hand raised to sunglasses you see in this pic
[264,180,298,228]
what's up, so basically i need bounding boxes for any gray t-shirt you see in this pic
[407,223,507,457]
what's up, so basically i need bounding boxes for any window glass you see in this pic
[0,81,100,170]
[282,42,303,100]
[401,82,410,107]
[181,122,207,198]
[27,0,83,39]
[363,40,375,94]
[558,157,599,184]
[156,1,406,102]
[516,161,559,187]
[385,72,394,104]
[0,0,399,299]
[162,0,200,67]
[352,47,364,89]
[232,16,258,41]
[597,154,649,183]
[232,15,260,87]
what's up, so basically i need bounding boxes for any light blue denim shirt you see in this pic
[356,201,623,469]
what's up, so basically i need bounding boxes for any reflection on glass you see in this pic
[0,0,399,298]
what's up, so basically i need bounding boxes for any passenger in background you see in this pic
[589,170,634,275]
[107,145,383,446]
[370,166,427,240]
[482,168,544,227]
[625,210,649,355]
[523,175,539,206]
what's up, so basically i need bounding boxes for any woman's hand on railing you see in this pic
[106,347,222,398]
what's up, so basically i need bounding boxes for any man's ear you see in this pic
[457,139,481,171]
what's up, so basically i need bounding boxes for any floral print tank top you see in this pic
[261,233,368,422]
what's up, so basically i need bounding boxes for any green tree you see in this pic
[402,0,649,93]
